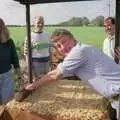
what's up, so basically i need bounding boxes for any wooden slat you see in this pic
[14,0,98,5]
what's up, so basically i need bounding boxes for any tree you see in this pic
[58,17,83,26]
[91,16,104,26]
[81,17,89,26]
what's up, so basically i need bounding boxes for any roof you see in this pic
[14,0,97,5]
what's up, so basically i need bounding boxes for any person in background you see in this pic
[24,16,50,80]
[0,18,21,104]
[24,29,120,120]
[103,17,119,119]
[103,17,115,59]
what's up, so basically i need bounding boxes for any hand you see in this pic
[15,68,21,76]
[24,83,37,91]
[32,76,41,82]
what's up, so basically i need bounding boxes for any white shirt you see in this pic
[103,35,115,59]
[58,43,120,98]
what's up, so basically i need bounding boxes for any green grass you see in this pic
[8,26,106,58]
[9,27,26,57]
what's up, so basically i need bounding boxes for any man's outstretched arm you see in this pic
[25,66,62,91]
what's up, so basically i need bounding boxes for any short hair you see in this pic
[51,29,74,39]
[34,16,44,25]
[105,17,115,24]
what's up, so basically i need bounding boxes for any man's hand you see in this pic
[24,83,37,91]
[25,66,62,91]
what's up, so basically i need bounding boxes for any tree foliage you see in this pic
[91,16,104,26]
[58,15,104,26]
[58,17,88,26]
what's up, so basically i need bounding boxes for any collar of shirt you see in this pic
[108,35,115,40]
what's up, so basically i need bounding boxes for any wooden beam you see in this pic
[115,0,120,63]
[26,3,33,83]
[14,0,97,5]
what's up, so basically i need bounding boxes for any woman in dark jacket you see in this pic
[0,18,21,104]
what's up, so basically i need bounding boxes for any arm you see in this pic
[25,44,86,90]
[10,39,24,86]
[25,65,62,90]
[10,39,20,69]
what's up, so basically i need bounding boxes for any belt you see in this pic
[32,57,50,62]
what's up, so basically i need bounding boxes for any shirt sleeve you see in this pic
[58,45,87,78]
[24,36,28,56]
[10,39,20,69]
[103,38,107,54]
[110,39,115,58]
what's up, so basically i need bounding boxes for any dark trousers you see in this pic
[110,107,117,120]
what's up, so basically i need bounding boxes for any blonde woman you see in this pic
[0,18,21,104]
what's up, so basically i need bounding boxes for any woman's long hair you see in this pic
[0,18,10,43]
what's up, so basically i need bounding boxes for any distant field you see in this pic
[8,26,106,58]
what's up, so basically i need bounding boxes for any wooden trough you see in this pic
[0,80,111,120]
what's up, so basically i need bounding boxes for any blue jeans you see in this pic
[0,70,14,104]
[32,61,50,77]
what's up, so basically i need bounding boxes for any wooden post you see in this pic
[26,2,33,83]
[115,0,120,120]
[115,0,120,64]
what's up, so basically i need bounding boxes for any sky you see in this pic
[0,0,115,25]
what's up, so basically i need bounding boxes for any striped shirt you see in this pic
[24,31,50,59]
